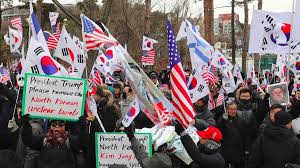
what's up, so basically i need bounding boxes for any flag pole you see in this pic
[286,0,296,111]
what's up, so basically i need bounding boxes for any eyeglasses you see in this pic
[51,121,65,127]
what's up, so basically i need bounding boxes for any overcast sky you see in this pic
[12,0,295,23]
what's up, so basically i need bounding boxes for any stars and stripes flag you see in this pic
[141,50,155,65]
[202,65,217,87]
[0,66,11,84]
[11,17,23,31]
[53,22,61,40]
[88,68,103,86]
[81,14,117,50]
[43,31,58,49]
[216,93,225,107]
[167,19,195,128]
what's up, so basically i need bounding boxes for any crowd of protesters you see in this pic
[1,65,300,168]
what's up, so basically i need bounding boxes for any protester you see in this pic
[258,104,285,134]
[248,111,300,168]
[193,95,216,131]
[124,124,173,168]
[217,102,249,168]
[21,114,87,168]
[174,121,225,168]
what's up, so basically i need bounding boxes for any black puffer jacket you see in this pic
[180,134,225,168]
[217,115,247,163]
[0,84,18,150]
[248,125,300,168]
[194,108,216,131]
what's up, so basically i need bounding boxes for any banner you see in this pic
[22,73,87,121]
[95,132,152,168]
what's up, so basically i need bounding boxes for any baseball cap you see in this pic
[196,126,222,143]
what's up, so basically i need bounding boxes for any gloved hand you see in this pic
[20,114,30,126]
[263,93,270,101]
[173,119,185,135]
[223,113,228,120]
[124,123,135,141]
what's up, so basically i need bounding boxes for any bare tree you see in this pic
[242,0,248,73]
[144,0,151,36]
[204,0,214,44]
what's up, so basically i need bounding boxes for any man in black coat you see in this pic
[217,102,248,168]
[175,121,225,168]
[248,111,300,168]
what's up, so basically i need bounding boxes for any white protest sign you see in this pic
[22,73,87,121]
[96,133,152,168]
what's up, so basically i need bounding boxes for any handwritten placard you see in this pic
[95,132,152,168]
[22,73,87,121]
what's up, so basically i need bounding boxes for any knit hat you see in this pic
[274,111,292,126]
[196,126,223,143]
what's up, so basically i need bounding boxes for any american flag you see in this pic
[208,93,216,110]
[43,31,58,49]
[81,14,117,50]
[88,70,103,86]
[11,17,23,31]
[53,22,61,40]
[202,66,217,87]
[0,67,11,84]
[141,50,155,65]
[168,19,195,128]
[216,93,225,107]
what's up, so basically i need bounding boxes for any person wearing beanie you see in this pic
[194,95,216,131]
[149,71,161,88]
[248,111,300,168]
[174,122,225,168]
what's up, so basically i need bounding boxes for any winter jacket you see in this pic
[248,125,300,168]
[130,137,172,168]
[21,118,87,168]
[0,84,18,150]
[180,133,225,168]
[290,96,300,119]
[217,115,247,163]
[194,108,216,131]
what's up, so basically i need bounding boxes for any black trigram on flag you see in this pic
[34,46,44,56]
[291,41,300,50]
[264,27,272,32]
[62,48,69,56]
[31,65,40,74]
[197,84,204,92]
[77,54,84,63]
[262,37,268,50]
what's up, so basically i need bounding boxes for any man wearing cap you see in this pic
[248,111,300,168]
[175,122,225,168]
[258,104,285,134]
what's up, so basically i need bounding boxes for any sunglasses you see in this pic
[50,121,65,127]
